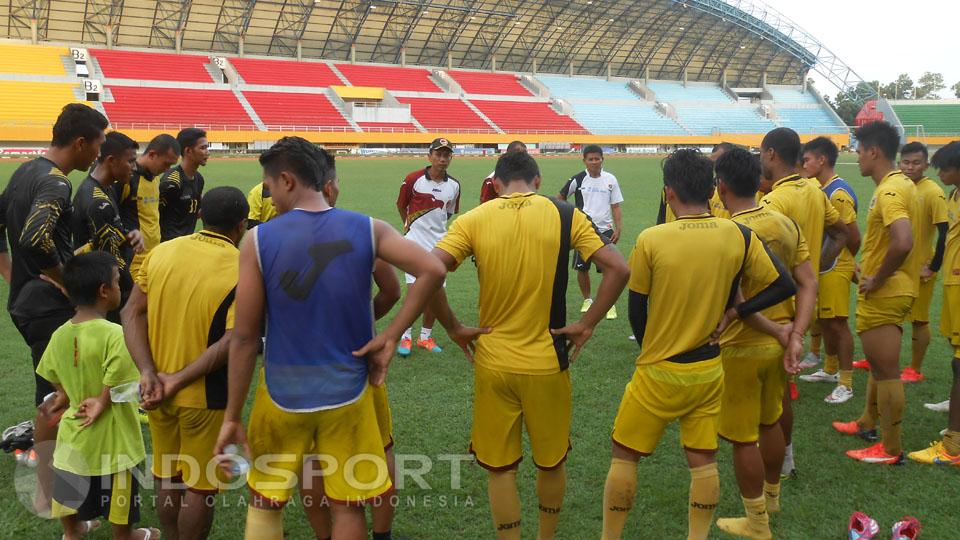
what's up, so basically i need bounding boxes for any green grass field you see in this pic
[0,154,956,539]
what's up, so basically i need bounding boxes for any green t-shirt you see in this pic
[36,319,145,476]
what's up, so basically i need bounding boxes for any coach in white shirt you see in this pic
[558,144,623,320]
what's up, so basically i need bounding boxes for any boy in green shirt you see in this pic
[36,252,159,539]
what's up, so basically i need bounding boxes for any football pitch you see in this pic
[0,153,956,539]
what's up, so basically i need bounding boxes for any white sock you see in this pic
[420,327,432,340]
[402,328,413,341]
[781,443,794,473]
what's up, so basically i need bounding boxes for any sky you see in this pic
[762,0,959,97]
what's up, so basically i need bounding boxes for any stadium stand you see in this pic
[447,70,531,96]
[469,100,586,133]
[537,75,639,101]
[357,122,419,133]
[243,91,350,128]
[675,106,775,135]
[767,85,821,105]
[335,64,440,92]
[775,107,846,133]
[231,57,343,87]
[104,86,254,128]
[90,49,214,83]
[0,82,84,124]
[0,43,68,76]
[396,97,494,131]
[569,103,687,135]
[647,81,734,103]
[890,103,960,136]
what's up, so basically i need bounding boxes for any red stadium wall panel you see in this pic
[396,97,495,132]
[357,122,420,133]
[448,71,532,96]
[334,64,441,92]
[469,100,587,133]
[243,91,350,128]
[104,87,255,129]
[231,57,343,87]
[91,49,213,83]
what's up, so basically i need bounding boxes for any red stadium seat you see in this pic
[335,64,440,92]
[396,97,494,132]
[231,58,343,87]
[104,86,255,129]
[244,91,350,128]
[469,100,586,133]
[91,49,213,83]
[447,71,532,96]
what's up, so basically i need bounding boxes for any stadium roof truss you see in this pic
[1,0,873,99]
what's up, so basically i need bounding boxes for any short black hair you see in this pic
[145,133,180,156]
[316,147,336,186]
[802,136,839,168]
[663,148,714,204]
[931,141,960,170]
[51,103,108,148]
[98,131,138,163]
[176,128,207,155]
[715,147,761,198]
[506,140,527,153]
[582,144,603,158]
[761,127,802,166]
[63,252,116,306]
[494,151,539,185]
[900,141,928,160]
[201,186,249,231]
[259,136,329,190]
[854,121,900,161]
[712,142,738,154]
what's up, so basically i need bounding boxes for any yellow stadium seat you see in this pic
[0,44,69,76]
[0,82,87,125]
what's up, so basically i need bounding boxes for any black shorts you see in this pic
[573,229,614,272]
[10,280,74,406]
[53,467,143,526]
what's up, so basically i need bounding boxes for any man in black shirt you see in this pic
[72,131,144,316]
[160,128,208,241]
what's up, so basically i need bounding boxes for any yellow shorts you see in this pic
[371,384,393,449]
[940,285,960,346]
[611,357,724,455]
[818,268,853,319]
[148,402,225,493]
[470,364,571,470]
[718,345,786,444]
[855,295,914,334]
[246,376,390,505]
[910,277,936,323]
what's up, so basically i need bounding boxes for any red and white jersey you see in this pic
[397,167,461,248]
[479,170,497,204]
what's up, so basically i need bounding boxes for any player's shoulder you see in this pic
[403,168,426,183]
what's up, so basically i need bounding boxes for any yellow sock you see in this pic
[944,431,960,456]
[601,458,637,540]
[688,463,719,540]
[856,374,878,430]
[811,331,822,356]
[716,495,771,540]
[824,354,839,375]
[910,323,931,371]
[877,379,905,456]
[763,481,781,514]
[488,470,521,540]
[245,505,283,540]
[839,369,854,389]
[536,465,566,540]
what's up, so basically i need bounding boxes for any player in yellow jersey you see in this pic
[601,149,796,540]
[909,141,960,465]
[833,121,920,464]
[245,182,278,228]
[758,127,848,477]
[899,142,948,383]
[428,151,628,540]
[713,148,816,539]
[799,137,862,403]
[657,142,738,224]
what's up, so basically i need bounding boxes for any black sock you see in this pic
[373,532,392,540]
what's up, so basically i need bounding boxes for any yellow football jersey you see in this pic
[913,177,948,264]
[761,174,839,273]
[860,171,921,298]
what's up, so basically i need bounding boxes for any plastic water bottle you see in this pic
[222,444,250,480]
[110,382,141,403]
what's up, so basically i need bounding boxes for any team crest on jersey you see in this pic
[869,196,877,210]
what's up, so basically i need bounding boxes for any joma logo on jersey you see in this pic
[499,200,531,210]
[678,222,718,230]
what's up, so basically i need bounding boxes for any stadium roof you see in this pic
[2,0,871,98]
